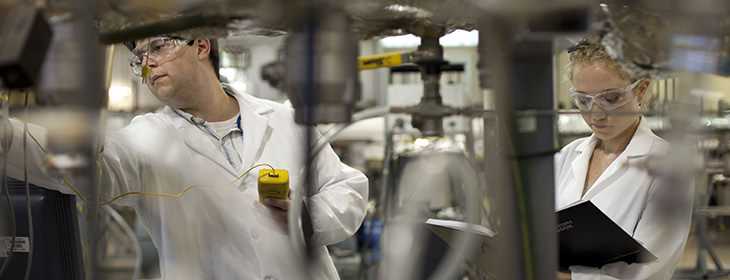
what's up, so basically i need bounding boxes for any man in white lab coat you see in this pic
[6,36,368,279]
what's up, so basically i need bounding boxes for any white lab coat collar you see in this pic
[573,117,653,157]
[160,84,275,177]
[622,117,657,158]
[571,117,656,199]
[231,85,275,170]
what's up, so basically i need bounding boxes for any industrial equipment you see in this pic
[0,0,725,279]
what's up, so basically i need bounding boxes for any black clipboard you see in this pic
[557,200,657,270]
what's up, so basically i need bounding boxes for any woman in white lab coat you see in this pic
[554,42,694,279]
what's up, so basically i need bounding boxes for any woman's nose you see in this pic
[591,103,607,119]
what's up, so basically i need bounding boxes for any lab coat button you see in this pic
[251,231,260,240]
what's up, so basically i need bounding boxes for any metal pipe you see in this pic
[285,6,360,125]
[98,14,230,44]
[410,35,446,137]
[478,17,559,279]
[73,0,107,276]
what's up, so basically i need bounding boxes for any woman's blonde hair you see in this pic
[567,41,652,108]
[566,42,631,83]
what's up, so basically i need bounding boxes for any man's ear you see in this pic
[195,39,211,61]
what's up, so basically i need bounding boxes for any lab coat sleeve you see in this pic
[306,141,369,247]
[570,176,694,280]
[96,126,145,206]
[4,118,144,206]
[5,118,72,193]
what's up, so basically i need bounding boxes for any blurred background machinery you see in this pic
[2,0,730,279]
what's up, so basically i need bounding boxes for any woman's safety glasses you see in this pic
[128,37,194,77]
[569,80,641,111]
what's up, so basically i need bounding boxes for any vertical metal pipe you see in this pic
[285,5,360,125]
[478,18,557,280]
[413,35,445,137]
[479,20,528,279]
[73,0,106,277]
[507,38,558,280]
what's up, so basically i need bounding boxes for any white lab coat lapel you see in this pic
[582,153,627,199]
[582,118,654,200]
[163,107,239,177]
[235,92,274,171]
[570,136,597,200]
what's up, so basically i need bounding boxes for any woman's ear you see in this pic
[636,80,650,102]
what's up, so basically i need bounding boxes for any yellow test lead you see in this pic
[100,163,276,205]
[23,127,277,205]
[141,65,151,80]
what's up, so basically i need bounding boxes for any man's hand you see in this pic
[259,188,291,221]
[261,197,290,220]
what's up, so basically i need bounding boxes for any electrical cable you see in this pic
[21,128,91,200]
[18,125,275,205]
[100,163,274,205]
[23,89,33,280]
[0,91,16,279]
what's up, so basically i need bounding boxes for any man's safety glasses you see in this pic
[128,37,194,77]
[569,80,641,111]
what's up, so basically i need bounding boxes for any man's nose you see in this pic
[141,55,158,67]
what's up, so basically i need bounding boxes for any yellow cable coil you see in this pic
[24,128,273,205]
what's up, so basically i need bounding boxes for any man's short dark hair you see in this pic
[208,39,219,80]
[124,37,219,80]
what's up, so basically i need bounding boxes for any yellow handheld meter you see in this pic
[257,169,289,201]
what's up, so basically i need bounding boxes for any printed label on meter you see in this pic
[1,236,30,257]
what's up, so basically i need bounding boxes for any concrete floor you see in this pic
[675,218,730,279]
[94,217,730,280]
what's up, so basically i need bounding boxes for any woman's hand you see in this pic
[557,271,571,280]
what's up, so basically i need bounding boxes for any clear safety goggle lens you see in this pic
[569,80,641,111]
[129,54,143,76]
[128,38,193,77]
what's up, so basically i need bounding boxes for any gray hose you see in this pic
[310,107,391,157]
[290,105,481,280]
[288,106,392,275]
[102,206,142,280]
[0,91,16,279]
[428,156,481,280]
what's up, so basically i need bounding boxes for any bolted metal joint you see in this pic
[407,100,458,137]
